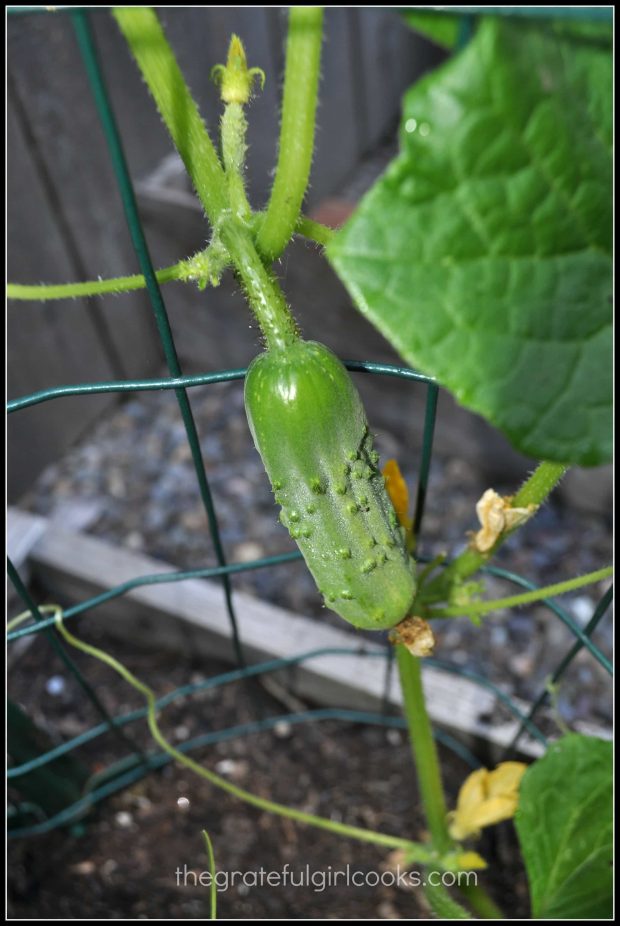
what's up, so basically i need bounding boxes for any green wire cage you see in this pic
[7,3,612,862]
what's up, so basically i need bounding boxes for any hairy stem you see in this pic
[512,461,568,507]
[420,461,568,604]
[395,644,451,854]
[256,7,323,261]
[221,101,252,221]
[429,567,613,619]
[295,215,335,246]
[7,265,183,301]
[113,8,300,351]
[112,7,227,223]
[423,881,472,918]
[219,218,299,351]
[396,647,506,917]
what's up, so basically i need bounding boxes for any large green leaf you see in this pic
[328,18,612,466]
[515,734,612,919]
[403,11,461,50]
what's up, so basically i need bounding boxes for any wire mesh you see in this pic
[7,5,613,840]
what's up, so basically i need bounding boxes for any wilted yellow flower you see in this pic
[383,459,412,531]
[390,615,435,657]
[472,489,536,552]
[448,762,527,841]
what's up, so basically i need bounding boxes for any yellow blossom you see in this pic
[448,761,528,841]
[383,459,412,531]
[455,851,488,871]
[439,849,489,871]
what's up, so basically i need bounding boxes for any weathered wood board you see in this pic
[12,508,607,761]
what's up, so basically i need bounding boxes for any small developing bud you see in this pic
[211,34,265,104]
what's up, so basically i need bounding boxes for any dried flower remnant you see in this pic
[472,488,536,553]
[390,616,435,657]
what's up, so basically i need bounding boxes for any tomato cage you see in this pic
[7,3,612,854]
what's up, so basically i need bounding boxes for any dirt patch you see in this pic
[8,623,530,919]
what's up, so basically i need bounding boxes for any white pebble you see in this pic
[273,721,292,738]
[570,596,594,628]
[45,675,65,696]
[114,811,133,829]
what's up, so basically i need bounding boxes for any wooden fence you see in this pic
[7,8,440,500]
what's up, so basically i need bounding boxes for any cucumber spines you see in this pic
[244,340,416,630]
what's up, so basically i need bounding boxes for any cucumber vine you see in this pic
[7,7,612,919]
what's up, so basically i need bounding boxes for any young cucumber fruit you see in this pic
[244,339,416,630]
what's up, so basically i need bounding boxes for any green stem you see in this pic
[202,830,217,920]
[397,646,505,918]
[395,644,451,855]
[219,218,299,351]
[221,101,252,221]
[7,265,183,301]
[420,461,568,604]
[423,881,471,918]
[256,7,323,262]
[112,7,227,224]
[251,212,335,247]
[429,567,613,619]
[7,604,61,634]
[512,460,568,508]
[54,610,430,857]
[459,882,504,919]
[114,7,300,352]
[295,215,335,246]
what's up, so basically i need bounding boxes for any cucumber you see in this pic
[244,339,416,630]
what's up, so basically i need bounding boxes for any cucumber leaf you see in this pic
[515,734,612,919]
[328,18,612,465]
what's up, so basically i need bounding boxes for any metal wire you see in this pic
[6,559,150,769]
[502,584,614,757]
[71,9,245,667]
[7,4,612,837]
[9,706,484,839]
[6,362,432,415]
[8,647,486,783]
